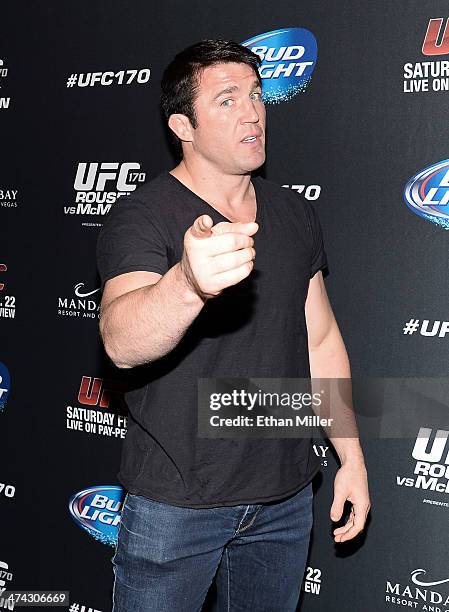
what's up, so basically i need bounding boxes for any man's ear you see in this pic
[168,114,194,143]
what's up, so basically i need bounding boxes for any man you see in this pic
[97,39,370,612]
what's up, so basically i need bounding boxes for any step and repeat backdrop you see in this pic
[1,1,448,611]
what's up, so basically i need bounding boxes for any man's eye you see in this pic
[250,91,262,100]
[221,99,234,107]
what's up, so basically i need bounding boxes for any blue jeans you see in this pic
[112,481,313,612]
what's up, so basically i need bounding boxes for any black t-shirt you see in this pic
[96,171,328,508]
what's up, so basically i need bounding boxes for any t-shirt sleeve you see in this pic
[303,200,329,278]
[96,195,169,292]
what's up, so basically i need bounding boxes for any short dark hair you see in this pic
[160,39,262,157]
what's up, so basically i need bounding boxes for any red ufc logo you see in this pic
[0,264,6,291]
[77,376,126,408]
[422,18,449,56]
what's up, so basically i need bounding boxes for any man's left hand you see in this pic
[330,460,371,543]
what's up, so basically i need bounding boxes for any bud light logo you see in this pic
[69,485,125,546]
[404,159,449,229]
[242,28,317,104]
[0,362,11,413]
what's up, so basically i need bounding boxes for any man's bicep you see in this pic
[304,270,336,349]
[101,270,162,314]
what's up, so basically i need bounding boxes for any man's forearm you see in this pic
[99,262,206,369]
[309,325,365,465]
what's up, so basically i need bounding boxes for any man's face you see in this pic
[188,62,266,174]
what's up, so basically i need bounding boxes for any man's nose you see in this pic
[241,98,260,123]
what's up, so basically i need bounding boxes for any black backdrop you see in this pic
[2,2,449,611]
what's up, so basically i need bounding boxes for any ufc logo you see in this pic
[0,560,8,590]
[78,376,126,408]
[412,427,449,463]
[0,264,6,291]
[74,162,141,192]
[422,18,449,56]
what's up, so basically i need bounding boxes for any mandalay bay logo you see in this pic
[386,568,449,609]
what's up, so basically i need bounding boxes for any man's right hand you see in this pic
[180,214,258,300]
